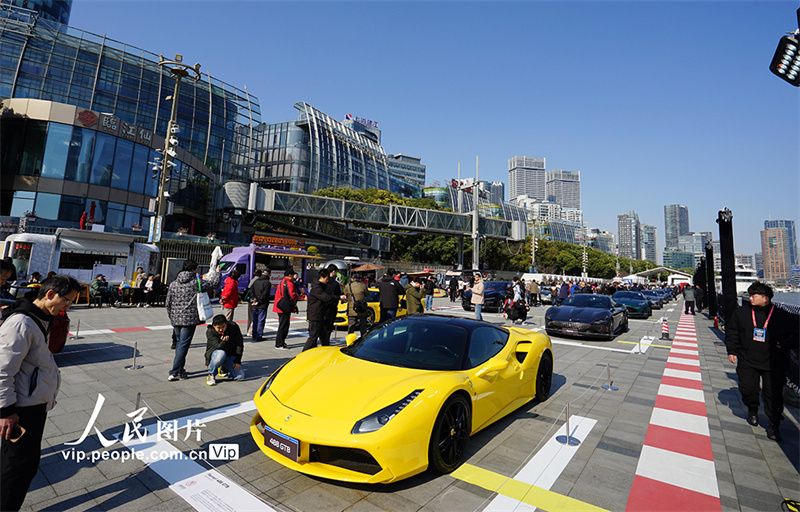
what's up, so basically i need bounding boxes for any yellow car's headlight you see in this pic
[259,366,284,397]
[351,389,423,434]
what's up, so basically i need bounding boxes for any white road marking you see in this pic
[483,415,597,512]
[635,445,719,498]
[657,384,706,404]
[663,368,702,381]
[650,408,709,436]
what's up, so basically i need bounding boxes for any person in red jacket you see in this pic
[272,268,299,349]
[220,269,241,322]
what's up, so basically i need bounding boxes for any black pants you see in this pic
[379,308,397,324]
[738,364,785,425]
[275,312,291,348]
[303,320,331,351]
[1,403,47,512]
[348,315,368,337]
[684,300,695,314]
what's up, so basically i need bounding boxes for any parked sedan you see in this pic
[612,291,652,319]
[640,290,664,309]
[545,294,628,341]
[462,281,510,312]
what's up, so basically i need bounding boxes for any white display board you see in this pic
[92,263,126,284]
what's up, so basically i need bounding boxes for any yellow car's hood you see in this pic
[271,348,446,420]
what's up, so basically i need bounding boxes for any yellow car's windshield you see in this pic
[344,318,469,371]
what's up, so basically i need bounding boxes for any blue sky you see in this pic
[71,1,799,261]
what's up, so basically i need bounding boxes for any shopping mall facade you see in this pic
[0,0,417,239]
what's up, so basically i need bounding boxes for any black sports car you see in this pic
[640,290,664,309]
[612,291,652,319]
[545,294,628,340]
[462,281,509,312]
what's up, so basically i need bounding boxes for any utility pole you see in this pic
[149,54,201,247]
[472,156,480,270]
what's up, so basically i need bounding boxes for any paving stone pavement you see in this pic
[15,296,799,511]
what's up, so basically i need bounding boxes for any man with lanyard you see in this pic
[726,282,799,441]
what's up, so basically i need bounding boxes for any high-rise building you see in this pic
[664,204,690,250]
[561,208,583,226]
[618,210,640,260]
[677,232,711,268]
[735,254,754,267]
[663,250,696,269]
[508,156,545,201]
[489,181,505,205]
[761,228,792,283]
[764,219,797,268]
[587,228,616,255]
[641,224,657,264]
[386,154,426,189]
[755,252,764,278]
[545,169,580,209]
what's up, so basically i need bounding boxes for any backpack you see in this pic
[349,282,369,314]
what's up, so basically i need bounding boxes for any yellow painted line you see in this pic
[451,463,611,512]
[616,340,672,349]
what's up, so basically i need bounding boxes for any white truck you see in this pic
[2,228,159,284]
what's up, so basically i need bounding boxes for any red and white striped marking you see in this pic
[69,317,300,337]
[626,312,721,512]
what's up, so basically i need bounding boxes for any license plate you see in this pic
[262,423,299,462]
[562,328,578,335]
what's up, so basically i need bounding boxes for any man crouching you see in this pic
[205,314,245,386]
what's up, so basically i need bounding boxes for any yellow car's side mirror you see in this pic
[475,358,509,378]
[346,333,358,346]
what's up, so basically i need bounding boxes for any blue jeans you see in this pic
[208,350,245,380]
[170,325,196,376]
[252,308,267,340]
[425,294,434,311]
[474,303,483,321]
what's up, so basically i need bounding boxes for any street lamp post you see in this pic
[149,54,201,245]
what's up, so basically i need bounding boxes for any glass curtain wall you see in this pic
[0,117,207,232]
[0,2,260,184]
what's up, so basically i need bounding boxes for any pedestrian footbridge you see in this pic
[221,182,525,240]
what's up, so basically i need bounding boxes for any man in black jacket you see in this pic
[205,315,244,385]
[378,269,405,323]
[726,282,799,441]
[302,268,341,351]
[251,270,272,341]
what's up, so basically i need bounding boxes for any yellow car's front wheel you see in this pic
[428,394,471,474]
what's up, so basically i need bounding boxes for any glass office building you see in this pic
[250,102,418,198]
[0,0,260,234]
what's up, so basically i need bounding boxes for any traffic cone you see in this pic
[661,318,670,340]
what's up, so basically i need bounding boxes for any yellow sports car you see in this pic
[250,314,553,483]
[333,287,408,329]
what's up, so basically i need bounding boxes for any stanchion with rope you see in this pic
[601,363,618,391]
[125,341,143,370]
[556,402,581,446]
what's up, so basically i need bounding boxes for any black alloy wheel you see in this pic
[365,308,376,328]
[428,394,471,473]
[534,352,553,402]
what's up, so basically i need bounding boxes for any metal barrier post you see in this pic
[556,403,581,446]
[125,341,143,370]
[601,363,618,391]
